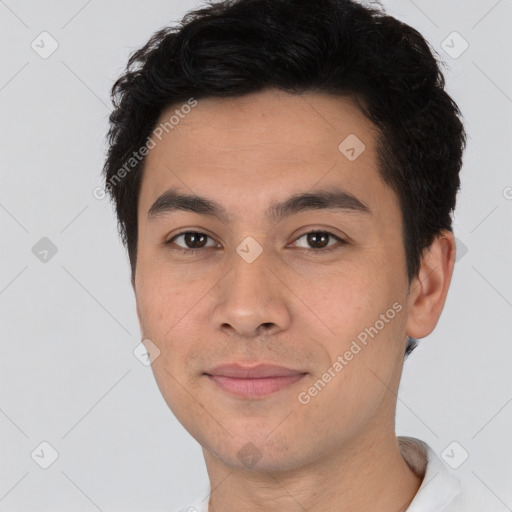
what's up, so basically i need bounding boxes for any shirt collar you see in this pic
[398,436,462,511]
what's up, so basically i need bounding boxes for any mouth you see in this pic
[204,363,307,399]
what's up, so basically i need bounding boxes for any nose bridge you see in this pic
[232,244,272,298]
[212,241,291,336]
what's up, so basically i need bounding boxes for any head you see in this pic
[103,0,465,472]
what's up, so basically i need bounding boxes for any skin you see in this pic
[133,89,456,511]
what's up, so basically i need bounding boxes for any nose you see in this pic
[211,247,292,339]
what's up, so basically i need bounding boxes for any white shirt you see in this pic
[180,436,500,511]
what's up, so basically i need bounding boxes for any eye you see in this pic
[165,229,346,254]
[292,230,346,252]
[166,231,218,253]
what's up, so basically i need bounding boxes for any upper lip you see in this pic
[205,363,305,378]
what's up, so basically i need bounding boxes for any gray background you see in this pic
[0,0,511,510]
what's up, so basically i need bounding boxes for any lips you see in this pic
[206,363,304,378]
[204,364,307,398]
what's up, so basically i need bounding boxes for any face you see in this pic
[134,89,414,472]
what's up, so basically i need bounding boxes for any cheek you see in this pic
[305,267,383,336]
[303,305,406,440]
[136,278,169,332]
[135,250,192,321]
[135,266,208,372]
[315,265,406,367]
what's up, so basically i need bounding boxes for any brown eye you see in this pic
[293,231,346,251]
[167,231,217,251]
[307,232,330,249]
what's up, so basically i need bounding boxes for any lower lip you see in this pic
[206,374,306,398]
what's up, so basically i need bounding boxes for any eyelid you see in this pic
[166,230,220,250]
[166,228,347,253]
[291,230,346,250]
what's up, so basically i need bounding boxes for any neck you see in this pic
[203,431,423,512]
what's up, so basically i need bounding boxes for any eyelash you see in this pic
[165,230,347,255]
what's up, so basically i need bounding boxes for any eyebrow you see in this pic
[147,186,371,223]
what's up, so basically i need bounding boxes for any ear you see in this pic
[405,230,457,339]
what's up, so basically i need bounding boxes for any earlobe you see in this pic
[405,230,457,340]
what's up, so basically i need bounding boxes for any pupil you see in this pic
[308,232,328,248]
[186,232,206,248]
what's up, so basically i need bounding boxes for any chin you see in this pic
[204,431,316,473]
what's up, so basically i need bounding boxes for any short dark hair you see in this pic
[103,0,466,357]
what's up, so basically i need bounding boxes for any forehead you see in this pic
[150,89,372,161]
[138,89,397,224]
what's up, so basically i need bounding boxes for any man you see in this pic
[103,0,495,510]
